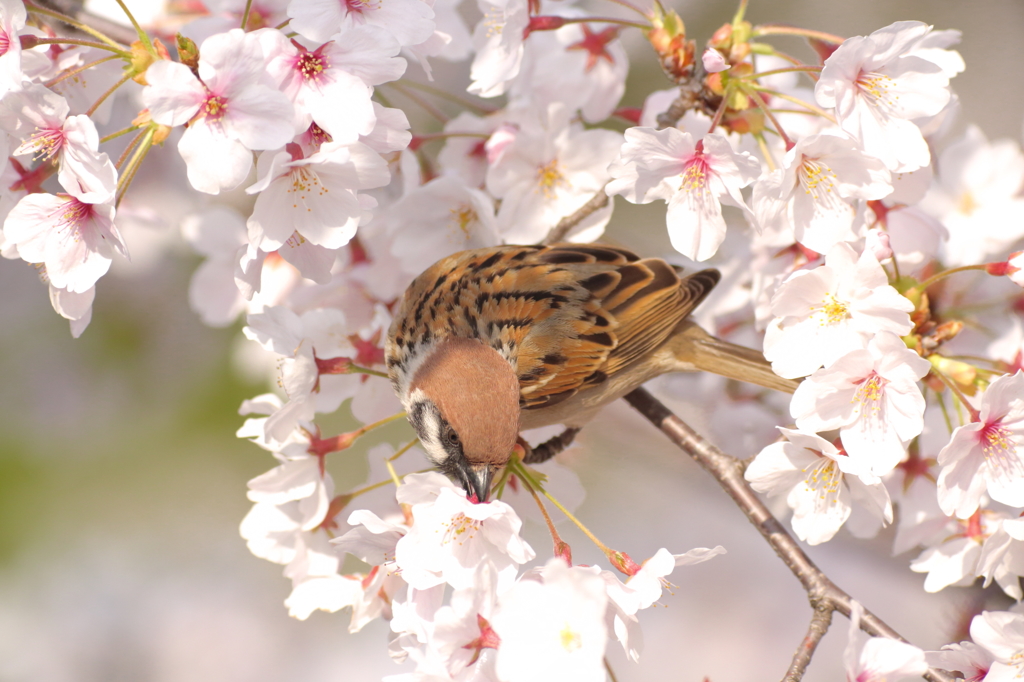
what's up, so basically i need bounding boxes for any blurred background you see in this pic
[1,0,1022,680]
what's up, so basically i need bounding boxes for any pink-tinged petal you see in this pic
[224,83,296,150]
[858,636,927,678]
[59,116,117,203]
[769,267,835,318]
[6,194,121,293]
[936,425,988,518]
[277,235,335,285]
[178,122,253,194]
[980,371,1024,424]
[305,70,375,141]
[287,0,347,44]
[970,611,1024,663]
[188,257,245,327]
[329,26,406,86]
[49,283,94,320]
[142,60,205,126]
[840,415,905,476]
[911,537,979,592]
[665,173,726,262]
[247,458,321,504]
[197,29,268,97]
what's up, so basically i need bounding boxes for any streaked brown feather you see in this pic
[385,243,721,413]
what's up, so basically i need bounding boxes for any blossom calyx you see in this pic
[608,550,641,576]
[524,15,565,36]
[462,613,502,664]
[129,39,169,85]
[554,540,572,566]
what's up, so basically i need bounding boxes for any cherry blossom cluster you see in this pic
[4,0,1024,678]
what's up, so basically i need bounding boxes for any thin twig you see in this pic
[782,602,832,682]
[622,387,956,682]
[542,185,610,245]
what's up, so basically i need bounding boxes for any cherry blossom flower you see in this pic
[790,331,931,476]
[751,133,891,253]
[436,111,497,188]
[258,25,405,142]
[975,516,1024,600]
[287,0,435,47]
[48,282,94,338]
[0,84,117,202]
[969,610,1024,680]
[485,103,621,243]
[492,558,608,682]
[844,601,927,682]
[936,371,1024,518]
[624,546,726,610]
[607,127,760,261]
[387,175,500,276]
[763,242,915,379]
[468,0,530,98]
[394,473,535,591]
[745,428,892,545]
[245,141,390,270]
[919,125,1024,267]
[142,29,295,194]
[4,192,126,293]
[507,19,629,123]
[925,641,992,682]
[180,206,249,326]
[815,20,963,172]
[242,307,362,440]
[909,510,1004,593]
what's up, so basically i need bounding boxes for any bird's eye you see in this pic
[445,427,460,447]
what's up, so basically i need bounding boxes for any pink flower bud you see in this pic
[865,230,893,261]
[702,47,728,73]
[989,251,1024,288]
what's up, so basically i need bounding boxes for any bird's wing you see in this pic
[515,244,720,409]
[385,243,719,411]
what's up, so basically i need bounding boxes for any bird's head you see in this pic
[404,337,520,502]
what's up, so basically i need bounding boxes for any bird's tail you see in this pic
[665,321,800,394]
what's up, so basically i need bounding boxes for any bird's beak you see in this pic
[464,463,495,503]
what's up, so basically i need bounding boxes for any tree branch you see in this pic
[622,387,956,682]
[542,185,610,245]
[783,601,832,682]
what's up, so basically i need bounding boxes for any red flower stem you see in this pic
[513,462,567,559]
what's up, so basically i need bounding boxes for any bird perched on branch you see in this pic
[385,243,796,502]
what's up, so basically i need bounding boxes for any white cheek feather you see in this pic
[407,389,450,466]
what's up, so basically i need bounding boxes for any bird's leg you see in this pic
[521,427,582,464]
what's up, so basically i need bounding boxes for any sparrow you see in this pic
[385,243,797,502]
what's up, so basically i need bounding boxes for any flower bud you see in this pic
[988,251,1024,287]
[554,540,572,566]
[865,230,893,261]
[176,33,200,71]
[647,7,696,83]
[702,47,728,73]
[607,550,641,576]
